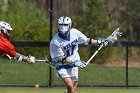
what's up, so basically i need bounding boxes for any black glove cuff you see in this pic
[61,57,67,64]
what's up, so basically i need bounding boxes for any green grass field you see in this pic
[0,58,140,88]
[0,87,140,93]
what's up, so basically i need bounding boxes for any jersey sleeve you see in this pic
[1,40,17,57]
[75,29,88,44]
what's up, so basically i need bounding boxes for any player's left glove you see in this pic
[28,56,36,63]
[97,37,110,46]
[71,60,86,69]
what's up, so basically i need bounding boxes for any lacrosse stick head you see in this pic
[108,28,122,43]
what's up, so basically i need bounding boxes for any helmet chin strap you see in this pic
[1,29,10,36]
[0,30,9,39]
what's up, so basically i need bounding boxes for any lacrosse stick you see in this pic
[85,28,122,67]
[35,58,55,68]
[5,54,13,60]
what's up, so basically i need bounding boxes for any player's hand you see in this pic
[71,60,86,69]
[97,37,110,46]
[28,56,36,63]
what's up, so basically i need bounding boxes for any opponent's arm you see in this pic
[3,53,35,63]
[2,41,36,63]
[14,53,35,63]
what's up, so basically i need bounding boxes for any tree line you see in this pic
[0,0,139,63]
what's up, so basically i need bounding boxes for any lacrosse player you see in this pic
[0,21,35,63]
[50,16,110,93]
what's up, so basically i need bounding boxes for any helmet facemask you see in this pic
[58,24,71,37]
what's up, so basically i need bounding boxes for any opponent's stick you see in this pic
[85,28,121,67]
[35,58,55,68]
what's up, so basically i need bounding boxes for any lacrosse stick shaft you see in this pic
[35,59,55,68]
[85,44,104,66]
[35,59,47,62]
[85,27,121,67]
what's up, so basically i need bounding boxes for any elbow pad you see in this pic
[85,38,91,45]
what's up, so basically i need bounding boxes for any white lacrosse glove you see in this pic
[28,56,36,63]
[97,37,110,46]
[71,60,86,69]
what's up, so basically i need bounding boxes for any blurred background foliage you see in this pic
[0,0,139,64]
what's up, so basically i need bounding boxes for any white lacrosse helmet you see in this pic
[58,16,72,37]
[0,21,13,36]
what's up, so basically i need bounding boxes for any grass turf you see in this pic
[0,58,140,86]
[0,87,140,93]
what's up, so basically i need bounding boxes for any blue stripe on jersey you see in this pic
[71,45,75,55]
[56,64,73,70]
[63,39,78,50]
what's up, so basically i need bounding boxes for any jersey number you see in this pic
[66,45,75,56]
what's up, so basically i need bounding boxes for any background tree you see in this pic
[0,0,139,63]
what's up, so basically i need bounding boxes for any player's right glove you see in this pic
[71,60,86,69]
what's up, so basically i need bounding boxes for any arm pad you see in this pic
[85,38,92,45]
